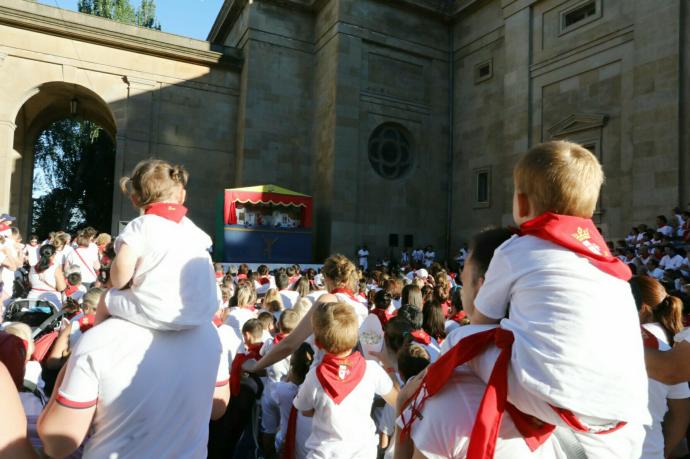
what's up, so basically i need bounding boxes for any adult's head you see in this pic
[321,254,358,292]
[460,228,514,318]
[236,283,257,309]
[401,284,423,310]
[35,244,57,274]
[629,275,683,344]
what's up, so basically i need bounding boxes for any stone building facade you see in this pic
[1,0,688,262]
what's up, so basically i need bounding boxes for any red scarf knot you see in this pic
[332,287,360,303]
[273,333,287,345]
[144,202,187,223]
[519,212,631,281]
[410,329,431,346]
[316,351,366,404]
[370,308,393,327]
[78,314,96,333]
[449,310,467,324]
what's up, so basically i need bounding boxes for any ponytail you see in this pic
[35,244,56,274]
[654,295,684,344]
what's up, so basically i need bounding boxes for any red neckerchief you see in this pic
[215,272,223,280]
[282,406,298,459]
[0,224,9,232]
[77,314,96,333]
[370,308,392,327]
[316,351,366,404]
[410,329,431,345]
[449,310,467,324]
[64,283,78,298]
[259,277,271,285]
[332,287,359,303]
[144,202,187,223]
[289,275,301,285]
[520,213,631,280]
[230,343,263,396]
[273,333,287,345]
[212,315,223,327]
[640,326,660,350]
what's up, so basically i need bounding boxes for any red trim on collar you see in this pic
[144,202,187,223]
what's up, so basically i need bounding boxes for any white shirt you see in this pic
[658,225,674,237]
[293,360,393,458]
[358,249,369,265]
[305,289,329,305]
[217,323,242,371]
[105,214,218,330]
[57,318,225,459]
[334,292,369,326]
[474,235,650,424]
[641,323,690,459]
[65,247,99,284]
[26,244,40,267]
[225,307,258,340]
[28,264,62,307]
[280,289,300,309]
[261,337,291,384]
[273,381,312,459]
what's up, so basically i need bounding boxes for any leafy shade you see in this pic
[77,0,161,30]
[31,120,115,237]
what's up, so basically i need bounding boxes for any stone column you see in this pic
[0,120,18,214]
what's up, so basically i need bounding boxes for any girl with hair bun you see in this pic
[27,244,66,307]
[629,275,690,458]
[94,159,218,330]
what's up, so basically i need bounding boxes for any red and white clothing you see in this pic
[293,359,393,458]
[225,306,258,340]
[57,318,226,459]
[273,381,312,459]
[305,289,329,305]
[474,234,649,425]
[333,290,368,326]
[279,289,300,309]
[641,323,690,459]
[105,212,218,330]
[28,264,61,307]
[65,247,99,284]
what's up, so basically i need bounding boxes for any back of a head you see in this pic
[322,254,357,290]
[258,264,269,276]
[36,244,56,273]
[257,311,275,330]
[397,342,430,382]
[629,275,683,342]
[279,309,300,333]
[3,322,34,360]
[422,300,446,340]
[384,316,414,354]
[276,272,289,290]
[120,159,188,208]
[83,288,105,312]
[468,227,515,279]
[95,233,112,246]
[374,289,392,310]
[292,298,312,321]
[236,283,257,308]
[242,318,264,340]
[514,141,603,218]
[397,304,423,330]
[402,284,423,310]
[311,302,358,354]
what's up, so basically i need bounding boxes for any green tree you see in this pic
[77,0,161,29]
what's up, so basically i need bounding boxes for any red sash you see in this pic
[74,248,98,279]
[410,329,431,345]
[282,406,298,459]
[144,202,187,223]
[370,308,392,327]
[520,213,631,281]
[230,343,263,396]
[316,351,366,404]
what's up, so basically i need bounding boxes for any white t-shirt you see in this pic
[28,264,62,307]
[658,225,674,237]
[474,235,650,424]
[57,318,225,459]
[105,214,218,330]
[217,323,242,371]
[225,307,258,340]
[358,249,369,266]
[293,360,393,458]
[334,292,369,326]
[65,247,99,284]
[261,337,291,384]
[273,381,312,459]
[305,290,329,305]
[641,323,690,459]
[26,244,40,267]
[280,289,300,309]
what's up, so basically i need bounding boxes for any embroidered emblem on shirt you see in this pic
[572,227,604,256]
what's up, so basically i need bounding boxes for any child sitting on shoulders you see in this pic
[293,302,398,458]
[274,342,315,459]
[95,159,218,330]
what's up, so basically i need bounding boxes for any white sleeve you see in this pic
[216,329,230,386]
[116,218,145,255]
[292,369,317,412]
[371,362,394,396]
[473,248,512,320]
[56,344,99,408]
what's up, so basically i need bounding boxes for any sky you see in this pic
[37,0,225,40]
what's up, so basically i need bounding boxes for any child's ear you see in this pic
[177,187,186,205]
[516,192,531,218]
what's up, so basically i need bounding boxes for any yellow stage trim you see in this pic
[225,184,310,197]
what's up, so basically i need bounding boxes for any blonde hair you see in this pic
[4,322,34,360]
[95,233,111,246]
[120,159,188,208]
[514,141,603,218]
[83,288,105,312]
[311,302,358,354]
[236,283,257,308]
[52,232,69,250]
[292,298,312,321]
[322,254,358,291]
[279,309,300,333]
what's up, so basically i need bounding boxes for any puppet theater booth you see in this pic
[215,185,314,263]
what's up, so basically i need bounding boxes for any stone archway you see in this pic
[10,82,117,232]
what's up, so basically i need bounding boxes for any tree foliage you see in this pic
[32,121,115,237]
[77,0,161,30]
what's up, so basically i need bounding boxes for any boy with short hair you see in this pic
[406,141,649,457]
[293,302,398,458]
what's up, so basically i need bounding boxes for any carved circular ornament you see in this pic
[368,123,413,180]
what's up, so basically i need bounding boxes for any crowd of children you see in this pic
[3,142,690,459]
